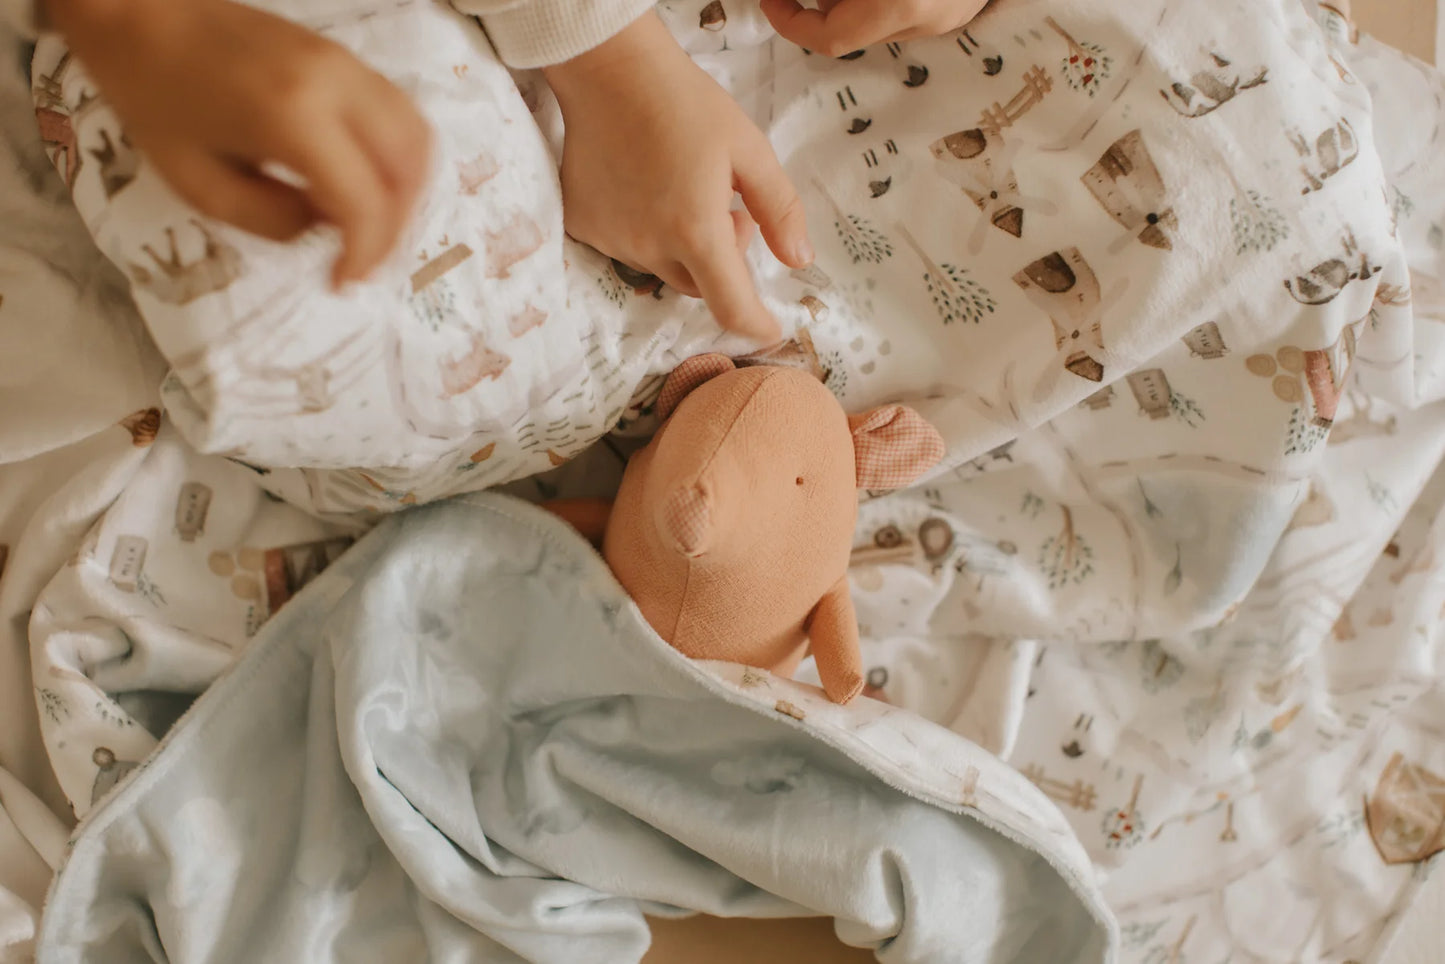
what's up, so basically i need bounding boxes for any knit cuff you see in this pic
[477,0,656,68]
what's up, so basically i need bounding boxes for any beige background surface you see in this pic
[642,1,1435,960]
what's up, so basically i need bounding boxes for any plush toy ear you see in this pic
[659,481,712,557]
[656,354,737,420]
[848,405,947,491]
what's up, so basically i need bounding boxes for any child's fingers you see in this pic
[355,81,433,199]
[282,124,392,286]
[345,82,433,250]
[652,261,702,299]
[760,0,902,56]
[730,209,758,254]
[682,227,781,342]
[152,146,317,241]
[735,145,811,269]
[760,0,833,51]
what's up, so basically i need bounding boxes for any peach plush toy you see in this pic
[548,354,945,704]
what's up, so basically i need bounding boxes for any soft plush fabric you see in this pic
[601,355,943,703]
[33,494,1115,964]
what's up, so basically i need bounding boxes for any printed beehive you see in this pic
[1127,369,1172,419]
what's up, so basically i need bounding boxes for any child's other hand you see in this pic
[761,0,990,55]
[543,12,811,342]
[49,0,433,286]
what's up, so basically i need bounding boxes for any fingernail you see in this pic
[794,238,815,266]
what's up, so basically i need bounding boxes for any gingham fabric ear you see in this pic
[659,482,712,557]
[656,354,736,420]
[847,406,947,491]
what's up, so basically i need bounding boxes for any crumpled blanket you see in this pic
[10,0,1445,962]
[25,0,1417,515]
[34,495,1113,964]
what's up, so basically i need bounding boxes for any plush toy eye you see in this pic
[795,476,805,486]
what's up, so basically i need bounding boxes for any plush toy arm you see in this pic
[540,498,613,546]
[807,578,865,704]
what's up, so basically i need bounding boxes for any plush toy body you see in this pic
[550,354,945,704]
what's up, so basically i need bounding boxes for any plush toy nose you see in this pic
[658,480,713,557]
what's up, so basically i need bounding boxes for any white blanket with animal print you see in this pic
[9,0,1445,962]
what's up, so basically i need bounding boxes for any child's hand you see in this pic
[543,12,811,342]
[761,0,990,55]
[48,0,432,286]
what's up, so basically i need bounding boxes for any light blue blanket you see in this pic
[36,495,1113,963]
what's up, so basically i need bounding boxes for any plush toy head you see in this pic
[602,354,945,703]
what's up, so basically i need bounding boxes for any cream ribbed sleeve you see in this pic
[0,0,38,36]
[453,0,656,68]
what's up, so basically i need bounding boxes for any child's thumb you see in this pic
[737,147,813,270]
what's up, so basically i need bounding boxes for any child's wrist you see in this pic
[542,10,681,105]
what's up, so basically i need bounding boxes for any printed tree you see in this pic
[1170,391,1206,428]
[1101,776,1146,849]
[814,177,894,265]
[1392,187,1414,223]
[1284,407,1329,455]
[1046,17,1112,97]
[1038,505,1095,590]
[410,278,457,331]
[925,264,997,325]
[38,687,68,724]
[1315,810,1365,849]
[135,572,167,607]
[821,349,848,396]
[596,267,627,308]
[835,214,894,264]
[898,225,995,325]
[1231,190,1289,254]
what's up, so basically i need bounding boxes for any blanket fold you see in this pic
[36,495,1113,964]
